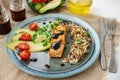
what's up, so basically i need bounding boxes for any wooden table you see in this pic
[0,1,120,80]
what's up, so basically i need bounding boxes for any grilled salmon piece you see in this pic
[49,24,66,58]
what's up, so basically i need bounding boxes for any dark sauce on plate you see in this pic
[21,58,38,65]
[30,58,38,62]
[43,22,46,25]
[45,64,51,69]
[60,63,65,67]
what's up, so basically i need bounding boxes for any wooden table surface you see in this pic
[0,1,120,80]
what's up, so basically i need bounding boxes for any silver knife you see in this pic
[99,18,107,70]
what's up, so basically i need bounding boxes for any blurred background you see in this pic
[2,0,120,21]
[91,0,120,21]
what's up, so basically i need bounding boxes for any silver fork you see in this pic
[106,19,117,73]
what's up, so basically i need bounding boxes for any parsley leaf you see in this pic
[43,40,48,46]
[32,33,38,41]
[77,39,81,44]
[86,31,90,37]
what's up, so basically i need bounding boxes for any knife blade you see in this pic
[99,18,107,70]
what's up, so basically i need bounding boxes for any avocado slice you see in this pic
[11,33,23,41]
[11,32,50,42]
[35,3,43,11]
[14,28,35,35]
[7,41,50,52]
[12,29,36,41]
[39,0,63,14]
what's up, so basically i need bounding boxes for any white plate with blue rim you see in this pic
[6,13,100,78]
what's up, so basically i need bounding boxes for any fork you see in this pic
[106,19,117,73]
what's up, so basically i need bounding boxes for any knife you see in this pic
[99,18,107,70]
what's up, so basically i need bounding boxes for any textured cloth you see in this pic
[105,42,120,80]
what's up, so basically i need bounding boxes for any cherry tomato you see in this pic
[19,50,31,60]
[41,0,47,2]
[20,33,31,41]
[17,43,30,51]
[28,22,38,30]
[32,0,41,3]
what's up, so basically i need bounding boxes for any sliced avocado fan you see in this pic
[39,0,63,14]
[7,41,50,52]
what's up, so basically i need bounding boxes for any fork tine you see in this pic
[108,19,111,31]
[106,19,110,33]
[112,19,116,33]
[106,18,116,35]
[110,19,113,31]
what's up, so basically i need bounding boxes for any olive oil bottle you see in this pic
[68,0,92,15]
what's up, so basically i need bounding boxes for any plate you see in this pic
[6,13,100,78]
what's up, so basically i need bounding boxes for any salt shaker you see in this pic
[0,0,11,35]
[10,0,26,21]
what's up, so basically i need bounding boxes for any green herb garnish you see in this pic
[77,39,81,44]
[50,23,54,29]
[45,33,51,38]
[43,40,48,46]
[54,17,62,26]
[86,31,90,37]
[32,33,38,41]
[57,17,62,23]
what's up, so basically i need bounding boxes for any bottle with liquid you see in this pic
[68,0,92,15]
[10,0,26,21]
[0,0,11,35]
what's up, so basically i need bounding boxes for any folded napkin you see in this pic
[105,41,120,80]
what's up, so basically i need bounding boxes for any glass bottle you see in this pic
[10,0,26,21]
[68,0,92,15]
[0,0,11,35]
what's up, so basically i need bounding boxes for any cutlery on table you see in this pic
[106,19,117,73]
[99,18,107,70]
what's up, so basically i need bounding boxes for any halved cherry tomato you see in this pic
[32,0,41,3]
[17,43,30,51]
[20,33,31,41]
[28,22,38,30]
[19,50,31,60]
